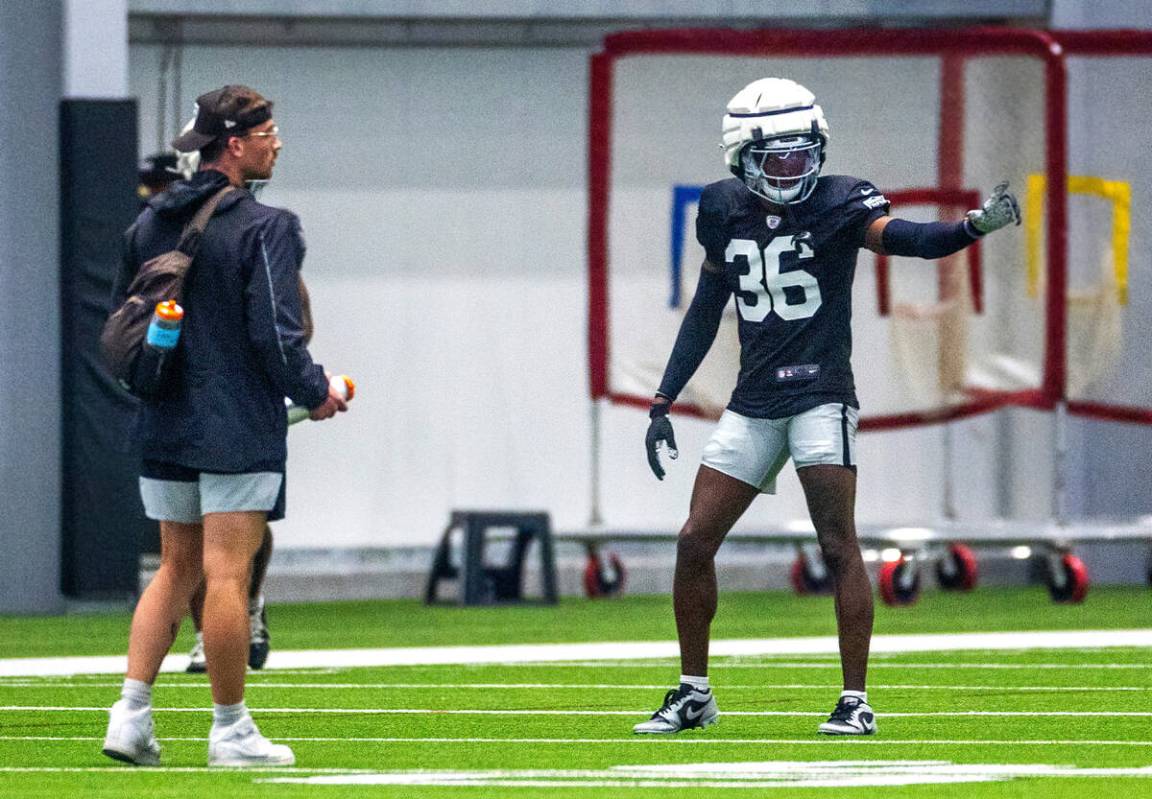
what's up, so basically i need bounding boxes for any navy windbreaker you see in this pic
[113,170,329,472]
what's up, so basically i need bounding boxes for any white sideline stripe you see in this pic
[2,738,1152,748]
[539,662,1152,670]
[1,629,1149,677]
[1,682,1149,693]
[5,707,1151,717]
[0,766,374,774]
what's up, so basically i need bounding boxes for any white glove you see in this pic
[966,181,1021,235]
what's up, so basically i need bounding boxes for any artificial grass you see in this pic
[0,586,1147,659]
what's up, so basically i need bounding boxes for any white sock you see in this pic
[212,701,248,727]
[841,690,867,703]
[680,675,710,691]
[121,678,152,710]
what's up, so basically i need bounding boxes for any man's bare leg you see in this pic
[674,466,761,677]
[126,521,204,684]
[191,524,269,630]
[105,522,202,764]
[201,511,265,706]
[797,464,872,691]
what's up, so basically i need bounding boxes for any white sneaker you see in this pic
[102,699,161,766]
[633,684,719,734]
[818,696,877,735]
[187,632,207,674]
[208,715,295,767]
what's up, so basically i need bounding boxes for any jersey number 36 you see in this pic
[726,237,822,322]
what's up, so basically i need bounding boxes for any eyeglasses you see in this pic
[247,126,280,140]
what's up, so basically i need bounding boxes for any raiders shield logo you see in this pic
[766,215,782,229]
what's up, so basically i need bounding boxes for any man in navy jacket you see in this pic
[102,85,347,768]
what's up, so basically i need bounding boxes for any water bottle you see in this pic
[287,374,355,425]
[133,300,183,397]
[147,300,184,349]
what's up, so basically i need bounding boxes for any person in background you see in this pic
[102,84,347,768]
[136,152,181,205]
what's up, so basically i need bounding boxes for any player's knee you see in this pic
[677,524,721,565]
[818,535,858,575]
[202,554,252,589]
[159,555,203,593]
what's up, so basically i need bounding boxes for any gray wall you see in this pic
[0,1,65,614]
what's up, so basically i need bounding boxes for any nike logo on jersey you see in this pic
[860,187,874,195]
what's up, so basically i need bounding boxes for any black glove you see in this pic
[645,401,679,480]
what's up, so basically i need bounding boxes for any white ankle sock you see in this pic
[680,675,710,691]
[841,690,867,703]
[212,701,248,727]
[120,678,152,710]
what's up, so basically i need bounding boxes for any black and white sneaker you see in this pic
[248,599,270,670]
[818,696,877,735]
[633,684,718,734]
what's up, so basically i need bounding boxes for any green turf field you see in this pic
[0,588,1149,797]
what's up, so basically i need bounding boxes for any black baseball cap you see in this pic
[170,85,274,153]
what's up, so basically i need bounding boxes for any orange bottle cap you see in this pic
[155,300,184,321]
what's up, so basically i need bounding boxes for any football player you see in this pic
[636,78,1019,737]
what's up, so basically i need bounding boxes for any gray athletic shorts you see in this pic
[139,460,286,523]
[701,403,859,494]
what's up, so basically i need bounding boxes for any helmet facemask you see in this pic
[740,134,822,205]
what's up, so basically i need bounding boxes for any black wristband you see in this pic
[649,400,671,419]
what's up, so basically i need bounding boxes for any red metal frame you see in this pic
[873,188,983,317]
[1048,30,1152,424]
[587,27,1079,428]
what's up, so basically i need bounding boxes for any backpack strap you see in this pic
[176,185,236,256]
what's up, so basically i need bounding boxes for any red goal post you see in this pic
[586,27,1071,431]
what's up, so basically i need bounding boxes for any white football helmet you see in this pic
[722,77,829,205]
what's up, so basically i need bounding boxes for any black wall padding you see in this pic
[60,99,157,598]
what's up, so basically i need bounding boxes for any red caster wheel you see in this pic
[879,555,921,606]
[1046,552,1089,603]
[790,549,832,595]
[935,543,978,591]
[583,545,626,598]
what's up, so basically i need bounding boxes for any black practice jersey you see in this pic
[695,175,889,418]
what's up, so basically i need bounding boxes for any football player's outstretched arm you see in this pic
[864,181,1020,258]
[645,262,732,480]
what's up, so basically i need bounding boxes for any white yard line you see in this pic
[0,682,1147,692]
[0,629,1149,677]
[2,706,1150,717]
[538,662,1152,669]
[0,736,1151,747]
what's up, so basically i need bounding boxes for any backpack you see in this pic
[100,185,234,399]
